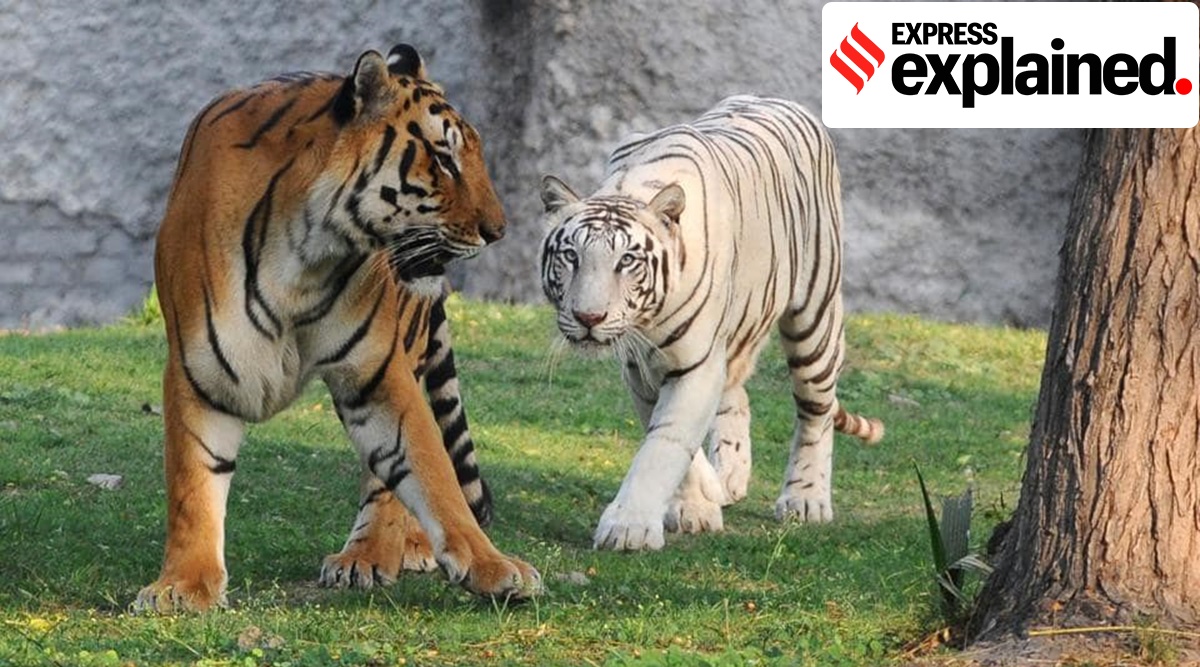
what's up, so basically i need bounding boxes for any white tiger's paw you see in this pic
[713,453,750,505]
[593,501,666,551]
[775,492,834,523]
[664,495,724,534]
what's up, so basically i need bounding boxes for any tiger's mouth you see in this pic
[561,325,619,348]
[386,227,479,282]
[567,333,611,347]
[390,248,453,280]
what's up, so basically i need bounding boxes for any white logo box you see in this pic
[822,2,1199,128]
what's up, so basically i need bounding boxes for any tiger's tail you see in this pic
[421,292,494,527]
[834,406,884,445]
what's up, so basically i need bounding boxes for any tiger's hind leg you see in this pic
[663,450,726,534]
[774,296,845,524]
[708,385,752,505]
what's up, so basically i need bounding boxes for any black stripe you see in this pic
[808,347,841,385]
[344,194,387,246]
[174,311,239,417]
[317,286,385,365]
[235,98,297,149]
[469,480,493,527]
[181,358,238,417]
[423,351,456,394]
[210,459,237,474]
[241,160,295,340]
[359,486,389,510]
[397,141,429,197]
[422,335,443,362]
[663,350,710,380]
[787,317,835,370]
[456,465,481,486]
[208,93,254,126]
[368,437,405,470]
[402,300,427,350]
[343,323,400,410]
[794,396,832,416]
[294,253,367,327]
[176,93,232,180]
[659,287,712,349]
[372,125,398,174]
[384,468,410,490]
[430,396,459,419]
[184,424,238,474]
[303,91,340,124]
[203,288,240,384]
[442,414,469,451]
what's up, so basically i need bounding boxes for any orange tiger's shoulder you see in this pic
[172,72,346,184]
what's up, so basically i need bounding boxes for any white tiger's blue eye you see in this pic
[615,253,636,270]
[562,248,578,264]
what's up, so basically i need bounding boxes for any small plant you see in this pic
[126,287,162,326]
[1132,614,1180,665]
[915,464,993,623]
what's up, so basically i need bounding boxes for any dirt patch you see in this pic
[903,630,1200,666]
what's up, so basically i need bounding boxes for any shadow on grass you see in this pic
[0,320,1035,627]
[2,424,997,618]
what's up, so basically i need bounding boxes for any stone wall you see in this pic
[0,0,1080,329]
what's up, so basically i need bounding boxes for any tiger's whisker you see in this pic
[542,335,571,387]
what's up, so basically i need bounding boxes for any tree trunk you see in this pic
[972,125,1200,639]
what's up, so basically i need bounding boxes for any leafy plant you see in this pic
[915,464,994,623]
[125,287,162,326]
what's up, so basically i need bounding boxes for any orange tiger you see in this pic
[136,44,540,612]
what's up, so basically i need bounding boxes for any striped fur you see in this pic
[137,45,538,612]
[539,96,883,552]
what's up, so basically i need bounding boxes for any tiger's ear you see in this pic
[386,44,427,79]
[648,183,686,226]
[334,49,392,124]
[541,175,580,214]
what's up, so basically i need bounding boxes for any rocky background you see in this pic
[0,0,1081,329]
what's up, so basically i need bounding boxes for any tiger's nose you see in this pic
[479,223,505,245]
[573,310,607,328]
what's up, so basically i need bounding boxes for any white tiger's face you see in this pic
[538,176,684,349]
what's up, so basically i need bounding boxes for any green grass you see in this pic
[0,296,1045,666]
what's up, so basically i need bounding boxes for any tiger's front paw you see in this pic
[397,525,438,572]
[437,538,542,600]
[593,501,666,551]
[133,573,227,614]
[775,491,834,523]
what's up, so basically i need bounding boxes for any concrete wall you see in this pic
[0,0,1080,329]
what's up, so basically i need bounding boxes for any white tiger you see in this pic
[539,95,883,551]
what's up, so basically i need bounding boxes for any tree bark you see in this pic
[972,125,1200,639]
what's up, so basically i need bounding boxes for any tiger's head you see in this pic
[327,44,505,293]
[538,175,685,351]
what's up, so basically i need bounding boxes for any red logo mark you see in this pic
[831,23,886,94]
